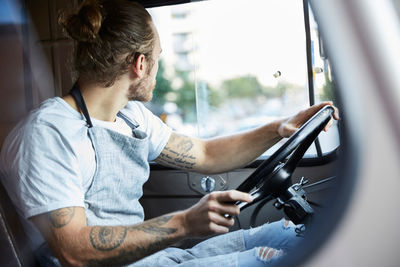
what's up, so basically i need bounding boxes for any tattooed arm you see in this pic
[155,129,281,175]
[155,132,205,171]
[31,190,252,266]
[30,207,186,266]
[156,102,339,174]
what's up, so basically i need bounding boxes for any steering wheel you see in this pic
[235,105,335,224]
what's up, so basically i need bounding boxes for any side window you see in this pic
[147,0,339,157]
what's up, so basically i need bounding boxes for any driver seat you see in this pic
[0,178,38,266]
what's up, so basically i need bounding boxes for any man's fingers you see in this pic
[324,119,333,132]
[332,105,340,120]
[303,101,332,117]
[315,101,340,120]
[284,124,297,136]
[209,202,240,216]
[209,222,229,234]
[210,190,253,203]
[209,212,235,227]
[306,101,340,122]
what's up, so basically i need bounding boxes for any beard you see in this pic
[127,75,156,102]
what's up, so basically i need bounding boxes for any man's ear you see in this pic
[131,54,146,78]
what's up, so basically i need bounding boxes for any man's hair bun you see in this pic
[59,0,155,87]
[60,0,103,43]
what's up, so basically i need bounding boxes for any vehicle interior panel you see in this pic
[143,160,338,225]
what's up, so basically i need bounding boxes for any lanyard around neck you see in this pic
[70,83,93,128]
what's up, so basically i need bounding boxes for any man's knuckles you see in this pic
[204,201,218,211]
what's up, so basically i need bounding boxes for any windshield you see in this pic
[147,0,339,157]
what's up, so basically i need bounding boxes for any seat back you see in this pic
[0,180,38,267]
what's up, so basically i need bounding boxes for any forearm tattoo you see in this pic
[48,207,75,228]
[127,215,177,235]
[86,215,178,266]
[157,134,197,170]
[85,237,173,267]
[89,226,127,251]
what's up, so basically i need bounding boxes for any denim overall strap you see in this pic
[70,84,150,226]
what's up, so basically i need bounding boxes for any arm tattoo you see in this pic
[89,226,127,251]
[127,215,177,235]
[85,237,172,267]
[86,215,178,266]
[157,134,197,170]
[48,207,75,228]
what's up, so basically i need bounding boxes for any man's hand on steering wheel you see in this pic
[277,101,340,138]
[235,101,340,224]
[182,190,253,237]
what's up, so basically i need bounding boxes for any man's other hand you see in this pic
[182,190,253,237]
[277,101,340,138]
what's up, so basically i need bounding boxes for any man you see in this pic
[0,0,339,266]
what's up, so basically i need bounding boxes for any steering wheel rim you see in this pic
[235,105,335,212]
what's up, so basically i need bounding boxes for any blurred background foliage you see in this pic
[152,59,306,124]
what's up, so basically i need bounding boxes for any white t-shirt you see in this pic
[0,97,172,249]
[91,116,133,137]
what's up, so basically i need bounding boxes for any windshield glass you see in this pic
[148,0,307,132]
[147,0,338,157]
